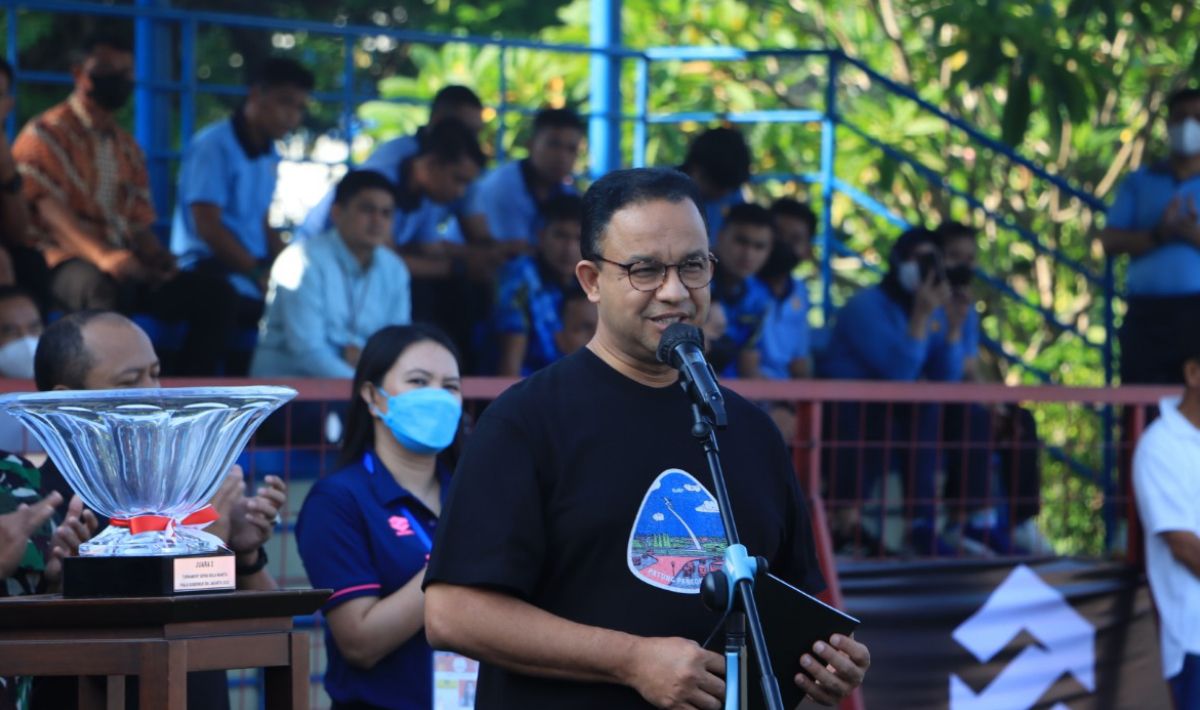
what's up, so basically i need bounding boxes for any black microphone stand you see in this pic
[685,393,785,710]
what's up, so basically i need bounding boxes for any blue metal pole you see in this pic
[633,56,648,168]
[496,45,508,163]
[342,35,356,167]
[588,0,621,177]
[180,18,196,147]
[134,0,173,240]
[818,52,839,323]
[5,6,16,140]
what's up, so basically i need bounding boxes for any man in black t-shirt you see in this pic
[425,167,870,709]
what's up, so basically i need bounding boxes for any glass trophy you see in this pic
[0,386,295,597]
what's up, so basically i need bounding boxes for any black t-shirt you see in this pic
[425,348,825,708]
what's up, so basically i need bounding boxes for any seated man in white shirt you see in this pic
[1134,336,1200,709]
[252,171,411,378]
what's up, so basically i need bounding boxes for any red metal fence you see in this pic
[0,377,1177,709]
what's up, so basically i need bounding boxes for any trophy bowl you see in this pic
[0,386,296,559]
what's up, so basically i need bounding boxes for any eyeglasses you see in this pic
[593,253,718,292]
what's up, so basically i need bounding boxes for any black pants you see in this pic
[9,244,53,311]
[942,403,1041,523]
[412,275,493,375]
[190,258,266,376]
[1120,293,1200,385]
[48,258,239,377]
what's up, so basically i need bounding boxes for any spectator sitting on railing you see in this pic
[759,198,815,380]
[296,323,463,710]
[28,309,287,709]
[711,202,774,378]
[462,107,584,252]
[252,170,411,378]
[296,118,486,278]
[299,85,485,252]
[817,227,967,556]
[12,31,240,377]
[297,118,489,370]
[1100,87,1200,385]
[1133,335,1200,709]
[678,126,751,242]
[933,221,1047,556]
[491,194,584,375]
[758,198,816,439]
[0,57,49,309]
[168,56,314,375]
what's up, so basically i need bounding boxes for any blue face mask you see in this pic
[375,386,463,455]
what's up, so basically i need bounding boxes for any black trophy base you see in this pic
[63,550,237,598]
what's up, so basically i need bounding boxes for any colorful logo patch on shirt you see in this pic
[627,469,728,594]
[389,515,414,537]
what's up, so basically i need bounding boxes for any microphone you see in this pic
[656,323,728,428]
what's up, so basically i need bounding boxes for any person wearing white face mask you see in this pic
[295,323,464,710]
[0,287,42,379]
[1100,87,1200,385]
[816,228,968,555]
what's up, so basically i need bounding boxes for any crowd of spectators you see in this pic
[0,32,1109,559]
[0,32,1192,549]
[0,23,1197,710]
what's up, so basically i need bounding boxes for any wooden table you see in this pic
[0,588,329,709]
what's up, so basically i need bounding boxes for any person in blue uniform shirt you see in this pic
[679,127,751,242]
[301,86,485,249]
[711,202,774,377]
[169,57,313,374]
[818,227,967,555]
[760,198,815,379]
[296,323,463,710]
[462,107,584,248]
[491,193,584,375]
[1100,87,1200,384]
[296,119,484,272]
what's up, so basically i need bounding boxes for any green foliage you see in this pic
[352,0,1199,554]
[12,0,1196,555]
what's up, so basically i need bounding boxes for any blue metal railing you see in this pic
[3,2,1119,536]
[3,4,1113,366]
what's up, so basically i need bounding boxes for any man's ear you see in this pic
[575,259,601,304]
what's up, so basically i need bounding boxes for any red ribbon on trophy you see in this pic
[111,504,221,535]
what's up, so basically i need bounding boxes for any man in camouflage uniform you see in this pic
[0,452,58,710]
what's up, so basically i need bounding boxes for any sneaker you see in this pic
[1011,518,1054,555]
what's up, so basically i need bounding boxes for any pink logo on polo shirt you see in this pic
[389,515,415,537]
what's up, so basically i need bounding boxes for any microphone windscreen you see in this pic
[656,322,705,364]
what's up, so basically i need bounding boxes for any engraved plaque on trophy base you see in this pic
[63,549,237,598]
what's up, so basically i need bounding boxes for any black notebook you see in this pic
[708,573,861,709]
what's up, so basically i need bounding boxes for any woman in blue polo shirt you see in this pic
[296,323,463,710]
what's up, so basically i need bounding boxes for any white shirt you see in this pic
[1133,396,1200,678]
